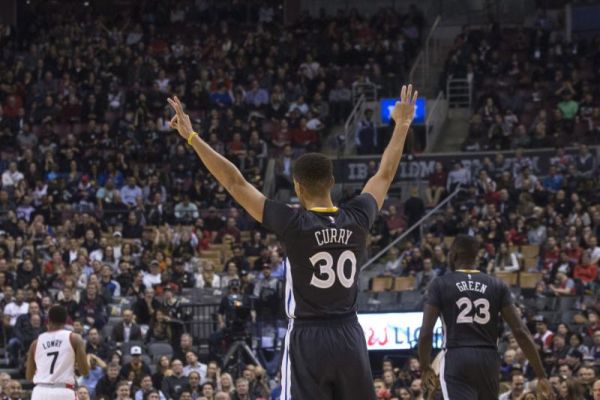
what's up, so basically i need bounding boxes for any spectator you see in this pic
[446,161,471,191]
[3,289,28,327]
[231,378,253,400]
[85,327,113,361]
[550,271,576,297]
[498,372,526,400]
[425,161,447,208]
[115,381,131,400]
[174,196,199,224]
[195,262,221,289]
[120,346,152,389]
[161,359,187,400]
[356,109,377,155]
[1,162,24,188]
[135,375,167,400]
[112,308,143,344]
[95,363,121,400]
[120,177,143,207]
[533,316,554,351]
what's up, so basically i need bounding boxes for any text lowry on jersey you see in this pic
[41,339,63,350]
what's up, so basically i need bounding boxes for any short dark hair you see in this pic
[48,305,67,325]
[292,153,334,197]
[451,234,479,266]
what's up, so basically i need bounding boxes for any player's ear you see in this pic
[293,179,301,195]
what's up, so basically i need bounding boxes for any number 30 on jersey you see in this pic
[309,250,356,289]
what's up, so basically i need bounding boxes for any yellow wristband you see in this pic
[187,131,198,145]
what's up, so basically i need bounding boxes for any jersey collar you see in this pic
[309,207,338,213]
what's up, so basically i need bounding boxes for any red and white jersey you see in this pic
[33,330,75,385]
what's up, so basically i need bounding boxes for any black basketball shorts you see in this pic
[280,314,376,400]
[439,347,500,400]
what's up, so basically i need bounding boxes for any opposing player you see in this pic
[418,235,553,399]
[26,305,89,400]
[167,84,417,399]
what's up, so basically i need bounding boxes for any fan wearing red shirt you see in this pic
[573,252,599,288]
[542,236,561,272]
[550,270,576,296]
[291,118,318,150]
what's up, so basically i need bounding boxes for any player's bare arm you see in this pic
[167,96,266,222]
[70,332,90,377]
[501,304,555,400]
[417,304,441,394]
[25,340,37,382]
[362,84,418,210]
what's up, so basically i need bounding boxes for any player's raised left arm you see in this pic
[168,97,266,222]
[362,84,417,210]
[25,340,37,382]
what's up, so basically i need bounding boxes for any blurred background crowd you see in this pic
[0,0,600,399]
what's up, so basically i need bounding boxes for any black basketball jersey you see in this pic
[425,270,513,349]
[262,193,378,319]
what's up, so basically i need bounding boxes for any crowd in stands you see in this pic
[0,0,427,399]
[368,141,600,398]
[442,12,600,152]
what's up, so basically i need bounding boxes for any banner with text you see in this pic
[358,312,444,351]
[333,147,584,184]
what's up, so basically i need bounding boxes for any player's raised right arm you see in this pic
[362,84,417,210]
[168,97,266,222]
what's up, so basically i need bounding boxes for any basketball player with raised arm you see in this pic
[418,235,554,400]
[167,84,417,399]
[26,305,90,400]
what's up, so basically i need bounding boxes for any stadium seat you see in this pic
[148,342,174,360]
[494,272,518,287]
[560,310,578,325]
[519,272,542,289]
[520,245,539,259]
[557,296,578,312]
[393,276,416,291]
[371,276,394,292]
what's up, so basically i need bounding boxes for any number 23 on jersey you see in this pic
[456,297,491,324]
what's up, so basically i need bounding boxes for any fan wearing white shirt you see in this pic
[183,351,207,381]
[3,289,29,326]
[143,260,162,288]
[1,162,24,188]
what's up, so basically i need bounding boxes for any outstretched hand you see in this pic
[167,96,194,140]
[422,366,440,400]
[391,84,418,127]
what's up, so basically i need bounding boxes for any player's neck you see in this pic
[304,196,335,211]
[47,323,64,332]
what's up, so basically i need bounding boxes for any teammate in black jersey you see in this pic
[168,85,418,400]
[418,235,554,400]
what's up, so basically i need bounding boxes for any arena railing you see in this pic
[424,90,448,151]
[342,93,366,155]
[409,15,442,96]
[360,185,463,272]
